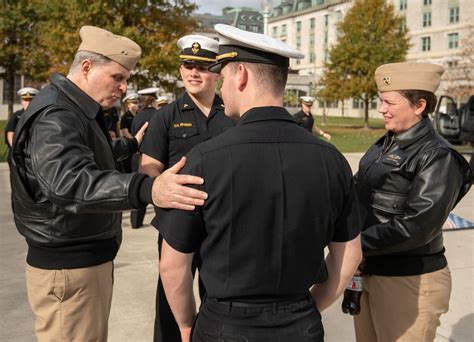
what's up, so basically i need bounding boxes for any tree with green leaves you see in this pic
[318,0,409,128]
[1,0,197,118]
[0,0,49,118]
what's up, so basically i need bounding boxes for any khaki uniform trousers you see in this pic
[354,266,451,342]
[26,261,114,342]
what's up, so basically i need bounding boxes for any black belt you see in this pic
[206,294,311,311]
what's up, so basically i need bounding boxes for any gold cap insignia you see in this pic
[191,42,201,54]
[383,76,391,85]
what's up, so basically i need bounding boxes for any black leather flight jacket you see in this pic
[356,118,471,275]
[9,73,145,251]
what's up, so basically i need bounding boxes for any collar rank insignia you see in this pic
[191,42,200,54]
[387,154,401,162]
[183,103,189,108]
[221,104,225,108]
[383,76,391,85]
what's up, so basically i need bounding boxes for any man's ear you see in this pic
[236,63,248,91]
[81,59,92,75]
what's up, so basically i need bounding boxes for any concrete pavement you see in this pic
[1,154,473,341]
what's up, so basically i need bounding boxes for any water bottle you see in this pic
[341,275,363,315]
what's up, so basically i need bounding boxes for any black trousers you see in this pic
[153,235,206,342]
[192,295,324,342]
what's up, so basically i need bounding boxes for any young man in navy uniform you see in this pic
[140,35,235,342]
[293,96,331,141]
[156,25,362,342]
[4,87,39,147]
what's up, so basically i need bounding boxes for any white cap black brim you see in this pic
[209,24,304,73]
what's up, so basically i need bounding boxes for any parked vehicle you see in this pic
[433,95,474,144]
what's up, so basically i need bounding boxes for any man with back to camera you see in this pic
[8,26,207,341]
[294,96,331,141]
[4,87,39,147]
[156,24,362,342]
[139,34,235,342]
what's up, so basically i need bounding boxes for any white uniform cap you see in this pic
[177,35,219,64]
[138,87,160,97]
[123,93,139,103]
[17,87,39,99]
[300,96,315,104]
[209,24,304,73]
[157,96,169,105]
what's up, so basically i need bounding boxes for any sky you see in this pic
[192,0,263,15]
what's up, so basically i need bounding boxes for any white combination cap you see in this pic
[209,24,304,73]
[177,35,219,64]
[157,96,169,105]
[300,96,315,104]
[138,87,160,97]
[123,93,139,103]
[17,87,39,99]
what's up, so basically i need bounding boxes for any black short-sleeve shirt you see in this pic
[293,110,314,132]
[141,93,235,168]
[120,111,134,132]
[154,106,361,299]
[131,107,159,135]
[5,109,24,133]
[4,109,24,145]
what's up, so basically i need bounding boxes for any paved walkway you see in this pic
[1,155,472,341]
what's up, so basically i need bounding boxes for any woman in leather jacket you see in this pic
[352,62,471,342]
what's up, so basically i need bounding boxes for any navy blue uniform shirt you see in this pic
[141,93,235,168]
[155,106,361,300]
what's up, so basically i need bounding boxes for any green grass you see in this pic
[314,115,386,153]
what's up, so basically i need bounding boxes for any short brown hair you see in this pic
[227,62,288,97]
[398,90,437,117]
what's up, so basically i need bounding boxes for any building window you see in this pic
[399,0,407,10]
[324,14,329,26]
[449,7,459,23]
[281,24,287,36]
[336,10,342,21]
[353,98,361,109]
[238,24,246,30]
[448,33,459,49]
[309,52,316,63]
[250,25,259,33]
[310,18,315,30]
[422,12,431,27]
[310,34,315,47]
[272,26,278,37]
[296,21,301,33]
[423,0,431,5]
[371,98,377,109]
[353,98,376,109]
[296,36,301,49]
[447,60,458,68]
[421,37,431,51]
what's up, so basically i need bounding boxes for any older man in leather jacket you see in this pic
[8,26,207,342]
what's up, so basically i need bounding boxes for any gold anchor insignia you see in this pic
[383,76,391,85]
[191,42,201,54]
